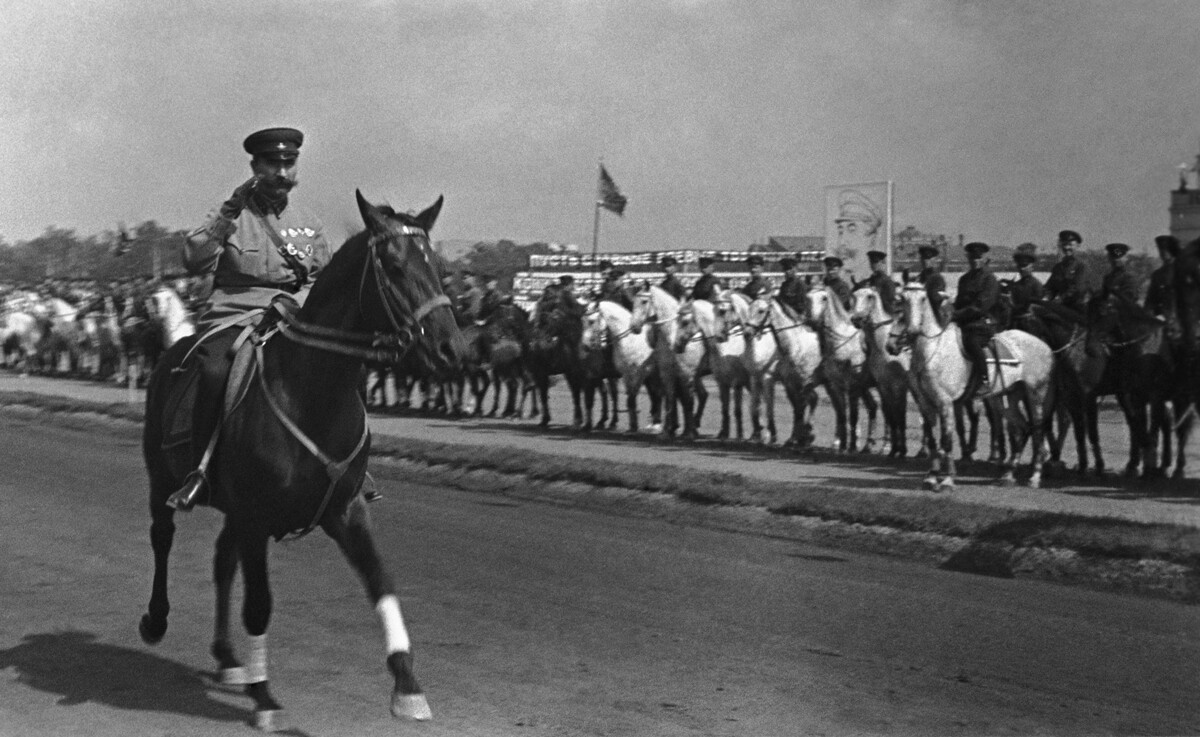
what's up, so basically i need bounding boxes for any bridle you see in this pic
[271,226,452,365]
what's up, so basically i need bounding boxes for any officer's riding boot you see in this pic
[166,469,208,511]
[963,351,986,399]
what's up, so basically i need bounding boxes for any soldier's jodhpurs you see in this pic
[961,322,994,396]
[190,328,240,459]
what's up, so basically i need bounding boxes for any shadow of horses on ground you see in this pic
[0,630,312,735]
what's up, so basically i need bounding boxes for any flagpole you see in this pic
[591,159,602,290]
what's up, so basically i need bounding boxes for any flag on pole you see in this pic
[597,165,627,216]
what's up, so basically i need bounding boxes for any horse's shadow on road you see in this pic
[0,630,312,735]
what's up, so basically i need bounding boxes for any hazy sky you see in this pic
[3,0,1200,255]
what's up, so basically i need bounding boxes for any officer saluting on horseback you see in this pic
[953,241,1001,399]
[185,128,332,318]
[169,127,334,510]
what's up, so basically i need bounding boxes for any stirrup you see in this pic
[166,470,208,511]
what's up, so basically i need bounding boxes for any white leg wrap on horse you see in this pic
[246,634,268,684]
[376,595,411,654]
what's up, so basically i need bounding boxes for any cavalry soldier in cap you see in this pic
[170,126,335,510]
[1145,235,1179,321]
[739,254,769,299]
[915,244,948,314]
[1007,243,1044,323]
[1096,243,1138,305]
[1045,229,1089,318]
[690,256,720,301]
[822,255,853,310]
[658,255,688,301]
[776,256,808,316]
[952,241,1001,399]
[557,274,585,320]
[864,250,897,315]
[598,263,635,310]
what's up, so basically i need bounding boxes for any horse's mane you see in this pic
[774,296,804,324]
[302,229,369,310]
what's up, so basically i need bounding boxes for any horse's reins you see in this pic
[254,225,452,539]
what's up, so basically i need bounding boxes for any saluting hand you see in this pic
[219,175,260,220]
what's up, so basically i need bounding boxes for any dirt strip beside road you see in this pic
[3,374,1200,603]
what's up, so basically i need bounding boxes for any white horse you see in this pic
[676,299,750,440]
[808,285,879,453]
[744,294,823,447]
[632,286,706,439]
[582,300,659,434]
[149,286,196,347]
[900,283,1055,490]
[850,284,934,458]
[719,292,784,443]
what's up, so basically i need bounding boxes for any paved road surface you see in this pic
[1,417,1199,735]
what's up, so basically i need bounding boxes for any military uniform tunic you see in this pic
[1144,262,1175,317]
[1045,256,1089,312]
[1098,265,1138,304]
[865,270,897,314]
[739,275,769,300]
[777,274,808,316]
[185,195,332,321]
[953,266,1001,325]
[690,273,720,302]
[659,274,687,301]
[1008,272,1045,318]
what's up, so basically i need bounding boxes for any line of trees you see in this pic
[0,222,189,284]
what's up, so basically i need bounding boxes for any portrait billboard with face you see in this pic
[824,181,893,280]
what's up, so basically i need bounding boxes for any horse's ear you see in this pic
[356,189,388,231]
[415,195,444,233]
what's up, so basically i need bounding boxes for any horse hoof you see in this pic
[921,476,938,491]
[392,692,433,721]
[998,475,1016,488]
[937,478,956,492]
[138,614,166,644]
[253,708,282,732]
[1027,475,1042,490]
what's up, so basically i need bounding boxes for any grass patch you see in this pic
[5,388,1200,569]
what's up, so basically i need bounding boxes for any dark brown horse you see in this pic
[140,192,463,727]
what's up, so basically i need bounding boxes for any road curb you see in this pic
[3,391,1199,604]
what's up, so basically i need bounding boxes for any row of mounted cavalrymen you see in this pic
[513,229,1177,404]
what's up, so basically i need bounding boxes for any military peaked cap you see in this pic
[598,259,614,270]
[1014,242,1038,263]
[698,257,714,268]
[823,255,843,268]
[746,254,764,267]
[964,241,990,256]
[917,244,939,259]
[867,250,887,264]
[243,127,304,158]
[660,255,678,267]
[559,275,575,285]
[1058,229,1082,245]
[1155,235,1180,255]
[779,257,797,270]
[1105,242,1129,257]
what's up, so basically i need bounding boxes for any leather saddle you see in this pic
[159,309,273,462]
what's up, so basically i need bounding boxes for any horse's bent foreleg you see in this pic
[324,499,431,721]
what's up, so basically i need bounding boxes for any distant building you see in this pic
[1170,147,1200,246]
